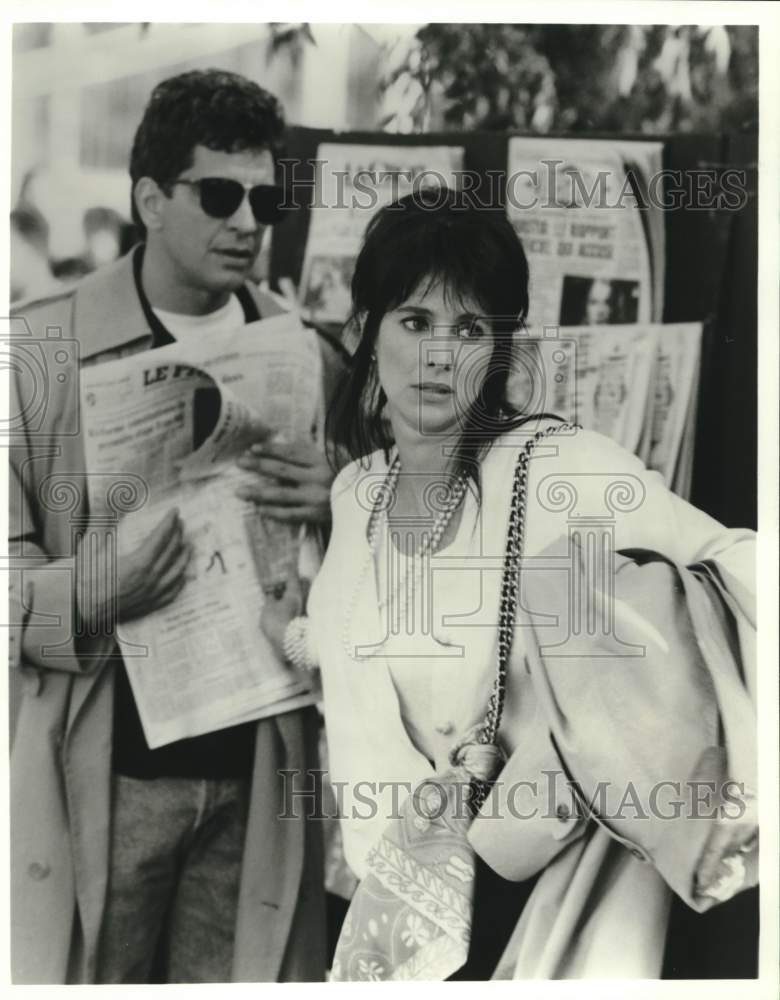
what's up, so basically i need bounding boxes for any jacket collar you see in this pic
[74,245,268,360]
[74,248,151,360]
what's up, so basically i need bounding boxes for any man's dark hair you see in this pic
[129,69,286,230]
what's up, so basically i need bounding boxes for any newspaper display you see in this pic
[502,138,704,493]
[506,321,702,497]
[299,143,465,323]
[573,139,666,322]
[506,137,664,329]
[648,322,703,493]
[508,325,658,457]
[81,313,323,747]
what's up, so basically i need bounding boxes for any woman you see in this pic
[262,188,757,980]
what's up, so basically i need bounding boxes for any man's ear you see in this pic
[133,177,168,232]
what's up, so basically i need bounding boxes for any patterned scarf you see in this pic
[331,734,504,981]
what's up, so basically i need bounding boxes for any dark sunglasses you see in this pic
[171,177,288,224]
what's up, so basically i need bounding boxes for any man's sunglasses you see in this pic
[171,178,288,224]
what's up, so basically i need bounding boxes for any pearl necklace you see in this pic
[341,454,468,661]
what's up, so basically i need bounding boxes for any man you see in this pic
[9,69,346,984]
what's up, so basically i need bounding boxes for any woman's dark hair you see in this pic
[129,69,286,231]
[328,186,556,486]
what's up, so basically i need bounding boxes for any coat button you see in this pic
[434,721,453,735]
[28,861,51,880]
[630,848,646,861]
[555,804,571,821]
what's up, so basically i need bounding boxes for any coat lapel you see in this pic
[74,250,152,361]
[65,254,151,737]
[340,490,436,774]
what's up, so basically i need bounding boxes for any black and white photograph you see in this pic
[3,3,778,993]
[559,275,640,325]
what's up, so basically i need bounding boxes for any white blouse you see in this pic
[307,424,755,879]
[372,482,483,764]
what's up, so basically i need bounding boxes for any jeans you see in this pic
[95,774,250,983]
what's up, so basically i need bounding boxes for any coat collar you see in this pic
[74,245,277,361]
[74,248,151,360]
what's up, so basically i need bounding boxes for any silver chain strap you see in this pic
[471,422,575,810]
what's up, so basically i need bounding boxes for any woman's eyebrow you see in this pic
[395,305,483,321]
[396,304,431,314]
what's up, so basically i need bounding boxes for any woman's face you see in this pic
[373,280,496,440]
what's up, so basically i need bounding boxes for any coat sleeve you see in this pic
[535,427,755,587]
[305,456,367,668]
[521,430,757,911]
[8,335,112,675]
[9,470,88,674]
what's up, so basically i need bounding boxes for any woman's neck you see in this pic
[391,420,457,479]
[388,420,465,531]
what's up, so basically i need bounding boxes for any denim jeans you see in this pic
[95,774,250,983]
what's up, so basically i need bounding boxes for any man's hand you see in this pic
[260,572,305,659]
[77,508,193,629]
[235,440,335,525]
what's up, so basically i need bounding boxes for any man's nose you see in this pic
[226,193,259,234]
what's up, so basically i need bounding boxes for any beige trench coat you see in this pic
[8,252,345,983]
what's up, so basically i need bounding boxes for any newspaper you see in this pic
[507,322,701,494]
[647,323,703,493]
[81,313,323,747]
[506,137,663,329]
[671,377,700,501]
[509,324,658,456]
[568,139,665,322]
[299,142,465,323]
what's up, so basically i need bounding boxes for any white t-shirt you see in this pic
[153,294,244,343]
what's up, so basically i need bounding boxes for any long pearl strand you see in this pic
[341,454,468,661]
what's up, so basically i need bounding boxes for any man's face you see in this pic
[155,144,275,299]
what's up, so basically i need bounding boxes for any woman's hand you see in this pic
[260,572,306,660]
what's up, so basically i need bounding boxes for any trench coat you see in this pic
[8,251,346,983]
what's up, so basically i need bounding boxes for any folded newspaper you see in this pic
[81,312,324,748]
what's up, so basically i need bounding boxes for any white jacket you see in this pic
[308,424,756,977]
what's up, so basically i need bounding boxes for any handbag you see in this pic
[330,424,574,982]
